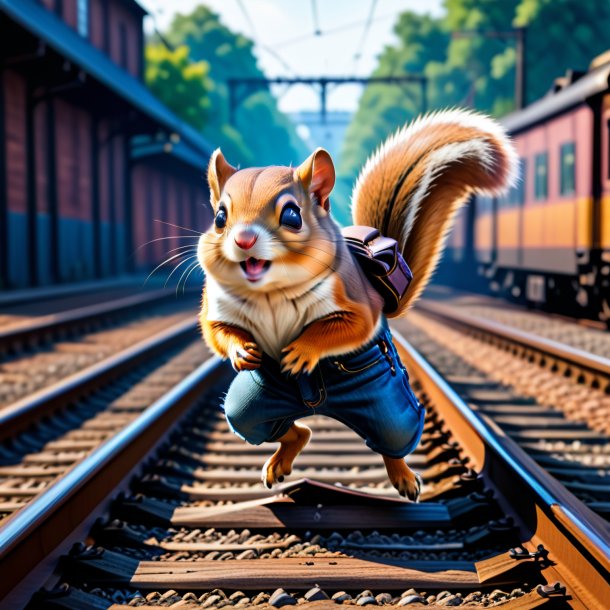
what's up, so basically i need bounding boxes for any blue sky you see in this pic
[140,0,444,112]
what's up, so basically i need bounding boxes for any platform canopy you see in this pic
[0,0,214,169]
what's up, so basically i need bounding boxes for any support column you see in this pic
[0,72,7,288]
[45,98,59,283]
[123,135,134,272]
[90,116,101,277]
[25,83,38,286]
[107,136,117,274]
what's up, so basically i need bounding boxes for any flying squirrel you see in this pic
[197,109,517,500]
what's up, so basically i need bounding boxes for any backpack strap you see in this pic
[342,225,413,314]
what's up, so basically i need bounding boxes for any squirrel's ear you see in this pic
[208,148,237,206]
[296,148,335,212]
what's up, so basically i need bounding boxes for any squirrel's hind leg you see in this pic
[383,456,422,501]
[262,422,312,489]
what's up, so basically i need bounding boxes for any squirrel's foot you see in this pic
[280,341,320,375]
[383,456,422,502]
[262,423,312,488]
[230,341,262,371]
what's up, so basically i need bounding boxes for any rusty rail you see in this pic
[0,356,226,605]
[0,318,199,442]
[392,328,610,609]
[0,288,181,353]
[417,299,610,383]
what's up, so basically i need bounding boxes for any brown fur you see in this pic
[281,273,380,375]
[198,112,515,499]
[199,290,261,371]
[352,115,515,314]
[262,422,312,487]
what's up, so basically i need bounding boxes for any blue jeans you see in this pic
[222,320,425,459]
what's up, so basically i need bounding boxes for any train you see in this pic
[444,50,610,322]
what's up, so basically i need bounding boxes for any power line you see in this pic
[233,0,298,77]
[272,11,397,49]
[311,0,321,36]
[259,45,298,77]
[235,0,259,42]
[353,0,378,73]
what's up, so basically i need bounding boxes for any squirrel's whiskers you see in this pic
[196,109,517,498]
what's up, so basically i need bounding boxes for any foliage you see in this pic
[152,5,307,168]
[145,44,212,131]
[514,0,610,103]
[338,0,610,221]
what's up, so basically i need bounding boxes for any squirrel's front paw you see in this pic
[281,341,319,375]
[230,341,262,372]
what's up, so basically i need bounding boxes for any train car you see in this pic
[452,52,610,321]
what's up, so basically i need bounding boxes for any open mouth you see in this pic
[240,257,271,282]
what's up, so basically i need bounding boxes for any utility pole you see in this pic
[515,27,526,110]
[226,75,428,125]
[453,27,527,109]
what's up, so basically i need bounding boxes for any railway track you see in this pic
[0,283,205,542]
[0,329,606,609]
[0,288,199,407]
[401,301,610,521]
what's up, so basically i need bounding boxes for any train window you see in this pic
[534,152,548,200]
[560,142,575,195]
[509,158,527,207]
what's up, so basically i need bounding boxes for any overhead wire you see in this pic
[352,0,378,74]
[311,0,321,36]
[234,0,298,76]
[272,11,398,50]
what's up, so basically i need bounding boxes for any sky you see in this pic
[140,0,444,113]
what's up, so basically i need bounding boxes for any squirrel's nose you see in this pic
[234,229,258,250]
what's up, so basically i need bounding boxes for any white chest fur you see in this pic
[205,275,340,360]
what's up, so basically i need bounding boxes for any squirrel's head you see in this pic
[198,147,338,295]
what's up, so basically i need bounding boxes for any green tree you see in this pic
[161,5,308,168]
[514,0,610,104]
[338,12,450,193]
[339,0,610,220]
[145,44,212,130]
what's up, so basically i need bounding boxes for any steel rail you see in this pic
[416,299,610,378]
[0,317,199,442]
[0,355,227,604]
[0,288,181,352]
[392,328,610,609]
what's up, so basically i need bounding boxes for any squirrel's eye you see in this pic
[280,203,302,230]
[215,208,227,229]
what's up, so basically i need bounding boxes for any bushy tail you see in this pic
[351,109,517,315]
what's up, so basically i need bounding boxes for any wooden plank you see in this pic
[199,430,366,443]
[201,441,374,454]
[193,429,431,453]
[171,501,452,529]
[183,453,385,468]
[169,467,389,484]
[521,442,607,455]
[128,558,480,589]
[492,416,589,429]
[183,442,427,465]
[476,550,545,586]
[143,478,411,505]
[0,466,64,477]
[509,429,606,441]
[480,405,562,416]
